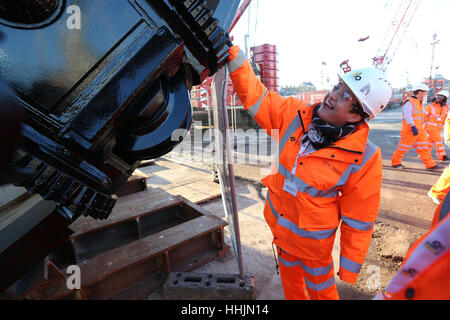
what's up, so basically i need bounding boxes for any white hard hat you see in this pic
[411,83,430,92]
[436,90,449,98]
[338,68,392,121]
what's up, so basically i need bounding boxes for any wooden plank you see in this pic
[140,159,222,204]
[40,196,229,299]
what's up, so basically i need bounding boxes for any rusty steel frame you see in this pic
[12,193,229,300]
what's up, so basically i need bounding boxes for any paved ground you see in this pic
[148,106,447,300]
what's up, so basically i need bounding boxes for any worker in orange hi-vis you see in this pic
[226,45,392,300]
[445,106,450,144]
[391,83,443,170]
[374,190,450,300]
[428,108,450,204]
[424,90,449,161]
[428,165,450,204]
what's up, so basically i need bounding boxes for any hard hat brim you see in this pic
[337,73,372,119]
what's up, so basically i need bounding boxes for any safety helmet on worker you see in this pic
[436,90,449,99]
[338,68,392,121]
[411,83,430,92]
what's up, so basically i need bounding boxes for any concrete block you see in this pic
[162,272,255,300]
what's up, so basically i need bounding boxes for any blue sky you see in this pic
[230,0,450,89]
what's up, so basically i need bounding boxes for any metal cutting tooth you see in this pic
[46,173,70,199]
[25,158,42,171]
[11,150,27,163]
[82,191,97,217]
[207,26,223,48]
[30,165,57,193]
[183,0,195,9]
[61,180,82,203]
[73,186,93,217]
[35,166,56,186]
[203,18,218,37]
[8,147,116,221]
[189,2,206,19]
[196,9,212,26]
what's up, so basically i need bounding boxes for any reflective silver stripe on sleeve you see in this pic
[279,114,303,152]
[341,215,373,231]
[273,112,304,176]
[227,49,247,74]
[248,89,268,117]
[340,255,362,274]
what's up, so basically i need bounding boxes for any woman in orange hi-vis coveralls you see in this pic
[391,83,439,170]
[424,91,449,161]
[226,45,392,300]
[375,191,450,300]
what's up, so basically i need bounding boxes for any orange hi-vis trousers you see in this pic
[430,165,450,200]
[276,247,339,300]
[426,125,447,160]
[392,125,436,168]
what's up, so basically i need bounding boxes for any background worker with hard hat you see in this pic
[391,83,441,170]
[427,111,450,205]
[424,90,449,161]
[226,44,392,300]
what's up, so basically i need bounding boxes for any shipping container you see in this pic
[259,69,278,78]
[253,52,278,62]
[251,43,277,54]
[258,61,278,70]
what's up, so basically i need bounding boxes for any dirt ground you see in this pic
[147,158,426,300]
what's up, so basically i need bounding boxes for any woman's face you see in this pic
[435,94,446,104]
[317,81,363,127]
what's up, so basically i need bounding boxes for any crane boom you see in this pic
[373,0,422,72]
[229,0,253,32]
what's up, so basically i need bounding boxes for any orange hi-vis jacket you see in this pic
[375,192,450,300]
[403,96,425,128]
[446,113,450,141]
[227,46,382,284]
[424,102,448,130]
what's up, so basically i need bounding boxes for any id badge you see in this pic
[283,176,299,197]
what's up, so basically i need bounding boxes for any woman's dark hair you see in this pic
[351,102,369,120]
[432,95,447,105]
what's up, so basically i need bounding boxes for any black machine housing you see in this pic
[0,0,239,290]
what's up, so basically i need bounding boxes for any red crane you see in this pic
[229,0,253,32]
[372,0,422,72]
[341,0,422,74]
